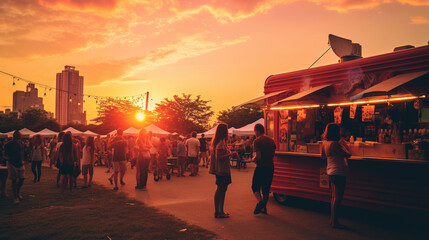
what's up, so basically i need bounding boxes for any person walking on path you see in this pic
[81,136,96,188]
[108,129,128,191]
[135,129,151,190]
[199,134,208,167]
[185,132,200,176]
[321,123,351,229]
[53,132,65,187]
[58,133,78,193]
[176,137,186,177]
[4,130,25,204]
[252,123,276,215]
[209,123,234,218]
[31,134,46,183]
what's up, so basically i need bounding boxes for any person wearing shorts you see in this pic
[185,132,200,176]
[4,130,25,204]
[252,124,276,215]
[199,134,208,167]
[108,129,128,191]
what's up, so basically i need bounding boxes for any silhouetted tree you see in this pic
[217,106,264,128]
[94,98,150,133]
[153,94,213,134]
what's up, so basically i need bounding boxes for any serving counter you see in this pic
[271,151,429,213]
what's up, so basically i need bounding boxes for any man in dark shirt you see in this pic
[252,123,276,214]
[199,134,208,167]
[4,130,25,204]
[108,129,128,191]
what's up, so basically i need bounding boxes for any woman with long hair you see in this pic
[59,133,77,192]
[81,136,95,188]
[135,129,151,190]
[54,132,65,187]
[31,134,46,183]
[209,123,234,218]
[321,123,351,228]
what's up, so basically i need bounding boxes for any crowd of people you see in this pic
[0,122,348,228]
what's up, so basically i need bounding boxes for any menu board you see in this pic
[297,109,306,122]
[362,105,375,122]
[334,107,343,124]
[350,104,357,119]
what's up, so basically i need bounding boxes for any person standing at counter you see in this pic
[252,123,276,215]
[321,123,351,229]
[209,123,234,218]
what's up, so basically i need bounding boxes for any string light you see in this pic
[44,88,47,96]
[1,70,146,101]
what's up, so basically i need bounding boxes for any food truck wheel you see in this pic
[273,193,289,205]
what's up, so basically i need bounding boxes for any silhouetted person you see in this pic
[321,123,351,229]
[4,130,25,204]
[252,124,276,215]
[209,123,234,218]
[31,134,46,182]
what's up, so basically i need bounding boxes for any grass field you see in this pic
[0,166,217,240]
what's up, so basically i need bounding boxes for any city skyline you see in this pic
[1,0,428,122]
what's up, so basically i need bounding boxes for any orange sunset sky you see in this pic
[1,0,428,123]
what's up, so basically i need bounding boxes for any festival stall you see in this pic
[257,43,429,213]
[63,127,84,136]
[32,128,58,137]
[144,124,170,137]
[83,130,99,137]
[6,128,36,138]
[123,127,140,137]
[233,118,264,136]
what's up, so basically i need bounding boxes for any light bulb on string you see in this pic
[13,77,15,86]
[44,88,47,96]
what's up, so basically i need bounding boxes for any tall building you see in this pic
[13,83,44,113]
[56,65,86,125]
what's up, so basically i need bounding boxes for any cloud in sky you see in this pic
[38,0,121,10]
[410,15,429,24]
[1,0,427,59]
[81,33,250,88]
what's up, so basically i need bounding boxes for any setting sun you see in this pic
[135,112,145,122]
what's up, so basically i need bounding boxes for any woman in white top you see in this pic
[321,123,351,229]
[209,123,235,218]
[81,136,95,188]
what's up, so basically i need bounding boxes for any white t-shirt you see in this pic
[81,146,94,165]
[321,141,349,176]
[185,138,200,157]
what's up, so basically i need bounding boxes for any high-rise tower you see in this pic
[56,65,86,125]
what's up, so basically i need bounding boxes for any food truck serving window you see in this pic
[270,98,429,160]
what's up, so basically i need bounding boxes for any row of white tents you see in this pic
[0,119,264,139]
[0,124,172,138]
[199,118,264,137]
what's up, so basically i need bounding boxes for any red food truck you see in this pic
[238,35,429,213]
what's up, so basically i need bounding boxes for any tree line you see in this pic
[0,94,263,135]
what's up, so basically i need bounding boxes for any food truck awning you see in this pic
[270,84,332,107]
[233,90,289,111]
[350,70,429,101]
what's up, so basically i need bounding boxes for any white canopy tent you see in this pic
[63,127,84,136]
[233,118,264,136]
[199,125,235,138]
[144,124,170,137]
[7,128,36,138]
[32,128,58,137]
[123,127,140,137]
[83,130,99,137]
